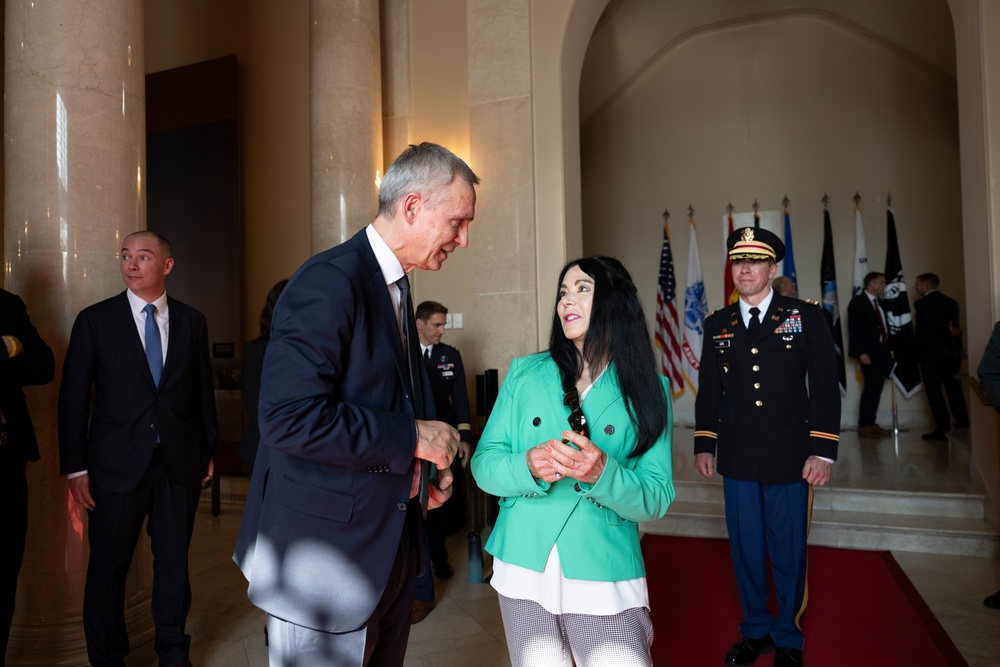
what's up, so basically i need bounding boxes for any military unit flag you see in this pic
[821,208,847,395]
[884,208,922,397]
[682,218,708,393]
[852,206,869,297]
[655,223,685,398]
[782,207,798,295]
[724,212,738,305]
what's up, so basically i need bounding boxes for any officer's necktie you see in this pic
[424,347,431,362]
[396,275,430,516]
[143,303,163,387]
[748,306,761,338]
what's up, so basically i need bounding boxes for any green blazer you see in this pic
[471,353,674,582]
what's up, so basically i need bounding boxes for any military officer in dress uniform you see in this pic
[695,227,841,667]
[410,300,473,622]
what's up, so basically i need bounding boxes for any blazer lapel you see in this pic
[114,291,157,386]
[355,232,410,390]
[159,297,186,387]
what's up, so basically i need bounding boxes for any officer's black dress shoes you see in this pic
[724,636,774,665]
[984,590,1000,609]
[774,647,804,666]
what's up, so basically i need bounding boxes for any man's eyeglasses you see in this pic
[562,387,588,444]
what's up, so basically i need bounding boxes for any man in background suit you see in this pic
[914,273,969,440]
[410,300,473,623]
[0,290,54,667]
[848,272,890,439]
[59,231,217,667]
[234,143,479,666]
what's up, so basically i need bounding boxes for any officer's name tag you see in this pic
[713,339,731,348]
[442,370,454,377]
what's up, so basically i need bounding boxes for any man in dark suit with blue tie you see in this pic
[234,142,479,666]
[58,231,217,667]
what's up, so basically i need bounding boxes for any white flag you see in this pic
[682,219,707,392]
[852,207,869,297]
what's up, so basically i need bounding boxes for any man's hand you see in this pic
[695,453,715,478]
[859,353,871,365]
[202,459,215,487]
[802,456,833,486]
[415,420,459,469]
[68,474,96,510]
[428,466,454,509]
[456,441,472,469]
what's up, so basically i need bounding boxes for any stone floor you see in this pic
[117,428,999,667]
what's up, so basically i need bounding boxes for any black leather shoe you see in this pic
[773,647,803,666]
[725,636,774,666]
[433,560,454,579]
[921,431,948,441]
[984,590,1000,609]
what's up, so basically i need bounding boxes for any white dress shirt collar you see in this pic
[365,224,405,287]
[738,288,774,327]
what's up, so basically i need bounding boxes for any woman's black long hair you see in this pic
[548,256,667,458]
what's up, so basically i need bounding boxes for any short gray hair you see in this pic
[377,142,480,217]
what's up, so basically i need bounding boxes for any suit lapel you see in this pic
[160,297,186,387]
[114,291,157,386]
[354,232,410,391]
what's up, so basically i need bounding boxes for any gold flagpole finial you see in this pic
[726,201,734,215]
[752,199,759,214]
[662,208,670,222]
[687,205,694,219]
[887,191,892,207]
[853,191,862,206]
[822,193,830,208]
[782,194,790,209]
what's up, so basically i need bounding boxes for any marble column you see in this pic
[4,1,151,664]
[310,0,384,253]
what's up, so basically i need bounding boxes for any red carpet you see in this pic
[641,535,967,666]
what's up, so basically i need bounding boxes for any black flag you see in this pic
[883,209,922,397]
[821,210,847,395]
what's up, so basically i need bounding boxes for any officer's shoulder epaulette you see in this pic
[805,299,819,306]
[706,309,719,319]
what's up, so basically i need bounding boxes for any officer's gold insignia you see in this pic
[742,228,754,243]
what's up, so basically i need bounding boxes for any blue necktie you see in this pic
[144,303,163,386]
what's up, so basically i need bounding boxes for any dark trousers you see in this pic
[724,477,811,651]
[83,450,201,667]
[266,502,420,666]
[858,356,886,427]
[920,357,969,432]
[0,453,28,667]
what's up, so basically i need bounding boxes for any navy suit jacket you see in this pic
[847,292,889,365]
[234,229,430,634]
[0,289,55,462]
[58,291,217,493]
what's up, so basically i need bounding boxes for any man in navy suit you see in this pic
[0,289,55,666]
[59,231,217,667]
[848,272,890,439]
[914,273,969,440]
[234,143,479,666]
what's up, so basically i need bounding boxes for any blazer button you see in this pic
[755,400,763,407]
[150,423,156,430]
[751,347,759,354]
[532,417,541,427]
[604,425,614,435]
[754,382,761,389]
[752,365,760,372]
[397,503,407,512]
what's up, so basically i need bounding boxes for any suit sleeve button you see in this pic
[397,503,407,511]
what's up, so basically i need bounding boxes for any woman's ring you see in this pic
[554,472,561,479]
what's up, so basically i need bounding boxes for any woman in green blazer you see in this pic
[472,256,674,667]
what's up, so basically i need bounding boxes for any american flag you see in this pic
[654,222,684,398]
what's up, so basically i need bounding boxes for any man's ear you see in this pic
[401,192,422,225]
[163,257,175,276]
